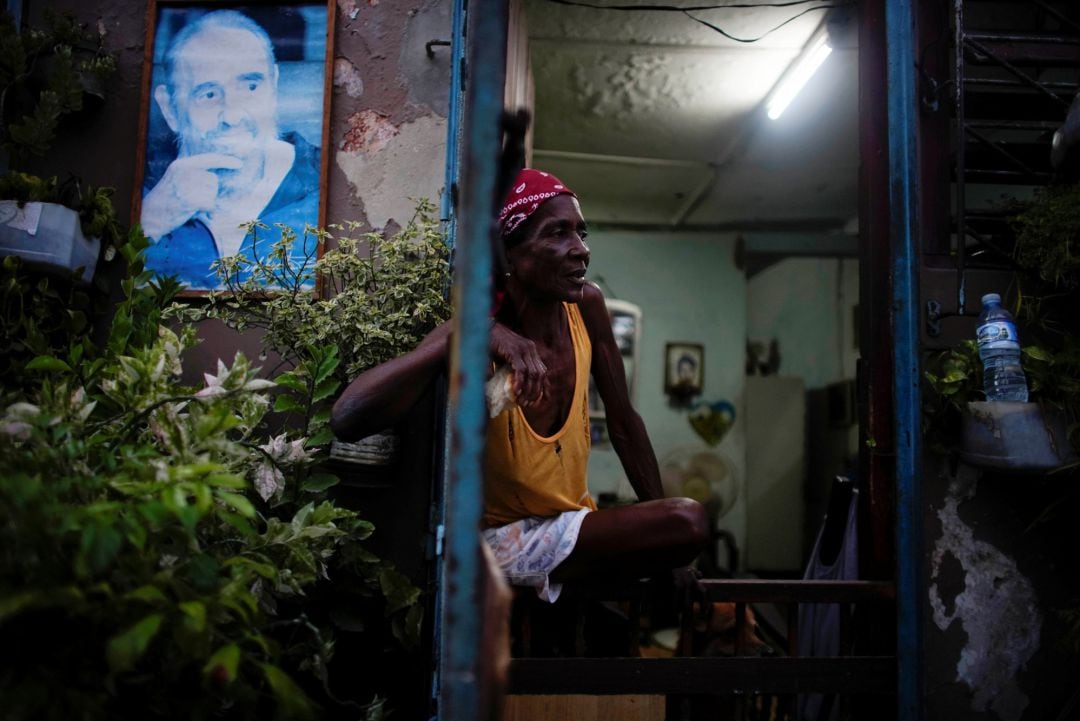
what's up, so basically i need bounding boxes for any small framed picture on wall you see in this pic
[665,342,704,397]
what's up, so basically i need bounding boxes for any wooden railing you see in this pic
[507,579,896,697]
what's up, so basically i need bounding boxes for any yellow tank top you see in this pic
[482,303,597,529]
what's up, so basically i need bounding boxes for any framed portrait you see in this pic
[665,342,704,396]
[132,0,335,293]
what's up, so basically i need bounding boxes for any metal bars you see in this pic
[952,1,1079,313]
[954,0,969,315]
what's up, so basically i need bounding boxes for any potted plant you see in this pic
[173,199,452,466]
[0,10,121,283]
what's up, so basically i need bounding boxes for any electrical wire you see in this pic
[547,0,835,10]
[545,0,852,43]
[683,4,848,43]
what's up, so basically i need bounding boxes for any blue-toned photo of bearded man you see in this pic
[141,8,323,290]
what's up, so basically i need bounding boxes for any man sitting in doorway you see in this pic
[331,169,707,602]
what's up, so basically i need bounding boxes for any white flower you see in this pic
[195,359,230,399]
[259,433,312,464]
[0,421,32,441]
[68,387,97,422]
[260,433,288,459]
[1,403,40,441]
[151,459,170,482]
[286,438,312,463]
[6,402,40,418]
[254,461,284,501]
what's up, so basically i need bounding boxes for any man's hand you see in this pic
[140,153,243,240]
[490,322,549,408]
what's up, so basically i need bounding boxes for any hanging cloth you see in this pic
[796,484,859,721]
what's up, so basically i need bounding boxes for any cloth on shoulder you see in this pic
[481,508,590,603]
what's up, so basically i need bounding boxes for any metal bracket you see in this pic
[926,299,942,337]
[426,39,451,58]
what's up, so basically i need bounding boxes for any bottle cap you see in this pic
[981,293,1001,306]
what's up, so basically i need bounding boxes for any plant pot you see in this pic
[329,431,400,466]
[0,201,99,283]
[961,401,1077,473]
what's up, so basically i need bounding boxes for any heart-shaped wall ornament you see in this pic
[688,400,736,447]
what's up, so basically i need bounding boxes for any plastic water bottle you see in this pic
[976,293,1028,402]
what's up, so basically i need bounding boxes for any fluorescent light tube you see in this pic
[767,34,833,120]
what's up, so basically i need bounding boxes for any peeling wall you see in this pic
[329,0,450,231]
[924,457,1080,721]
[928,465,1040,721]
[336,113,447,230]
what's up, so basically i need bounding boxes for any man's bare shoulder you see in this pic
[581,281,606,309]
[579,282,610,337]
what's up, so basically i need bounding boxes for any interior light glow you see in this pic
[766,35,833,120]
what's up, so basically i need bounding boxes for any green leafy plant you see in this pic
[0,9,116,164]
[179,199,451,385]
[924,340,1080,452]
[0,229,420,719]
[0,11,124,259]
[0,223,147,387]
[1011,183,1080,294]
[923,339,981,451]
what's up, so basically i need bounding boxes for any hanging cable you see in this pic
[683,4,848,43]
[544,0,852,43]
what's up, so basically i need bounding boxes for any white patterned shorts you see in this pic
[481,508,590,603]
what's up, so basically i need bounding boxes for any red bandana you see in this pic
[498,168,577,238]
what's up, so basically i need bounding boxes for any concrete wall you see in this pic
[583,230,748,566]
[747,257,859,391]
[582,238,865,573]
[747,257,860,560]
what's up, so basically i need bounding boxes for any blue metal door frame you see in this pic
[885,1,924,719]
[436,1,508,720]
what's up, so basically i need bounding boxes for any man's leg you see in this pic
[550,498,708,582]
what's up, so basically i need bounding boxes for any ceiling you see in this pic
[523,0,860,231]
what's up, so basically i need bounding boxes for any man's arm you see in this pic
[330,320,551,442]
[579,283,665,501]
[330,322,452,441]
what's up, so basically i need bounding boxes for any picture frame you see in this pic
[665,342,704,396]
[132,0,335,294]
